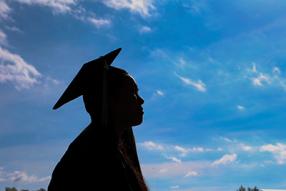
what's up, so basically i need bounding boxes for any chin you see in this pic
[131,117,143,126]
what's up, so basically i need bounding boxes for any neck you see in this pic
[90,117,131,142]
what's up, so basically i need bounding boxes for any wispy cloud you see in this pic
[140,141,165,151]
[0,167,50,183]
[182,0,209,15]
[251,73,271,87]
[173,145,190,157]
[8,1,111,29]
[184,170,199,177]
[212,153,237,166]
[246,63,286,90]
[176,57,188,68]
[155,89,164,96]
[237,105,245,111]
[260,143,286,165]
[238,143,253,152]
[176,74,207,92]
[219,137,286,165]
[165,156,182,163]
[14,0,77,13]
[0,46,42,90]
[142,161,204,178]
[87,16,111,28]
[0,29,7,45]
[103,0,155,17]
[139,25,152,33]
[140,141,218,163]
[219,136,235,143]
[174,145,215,157]
[0,1,10,19]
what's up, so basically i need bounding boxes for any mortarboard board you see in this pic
[53,48,122,110]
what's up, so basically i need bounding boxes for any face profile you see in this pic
[110,74,145,127]
[48,48,149,191]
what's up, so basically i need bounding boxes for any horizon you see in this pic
[0,1,286,191]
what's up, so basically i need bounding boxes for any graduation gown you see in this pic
[48,122,140,191]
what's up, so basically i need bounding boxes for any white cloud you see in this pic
[15,0,77,13]
[177,74,207,92]
[0,1,10,19]
[247,63,286,90]
[184,170,199,177]
[212,153,237,166]
[139,25,152,33]
[260,143,286,165]
[155,89,164,96]
[166,156,182,163]
[141,141,215,158]
[262,189,286,191]
[140,141,165,151]
[142,161,205,178]
[220,136,235,143]
[0,167,50,183]
[237,105,245,111]
[251,73,271,87]
[103,0,155,17]
[174,146,212,156]
[0,29,7,45]
[13,0,113,29]
[177,57,187,68]
[191,147,210,152]
[251,62,257,73]
[87,16,111,28]
[174,145,190,156]
[0,46,42,89]
[238,143,253,152]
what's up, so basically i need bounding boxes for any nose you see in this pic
[138,95,144,105]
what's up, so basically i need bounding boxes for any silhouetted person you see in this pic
[48,48,148,191]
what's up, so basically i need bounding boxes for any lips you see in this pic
[138,108,144,114]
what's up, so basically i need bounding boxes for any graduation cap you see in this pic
[53,48,122,111]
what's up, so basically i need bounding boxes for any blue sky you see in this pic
[0,0,286,191]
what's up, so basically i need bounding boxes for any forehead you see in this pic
[124,74,138,91]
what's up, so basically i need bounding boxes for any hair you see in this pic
[120,128,149,191]
[82,66,128,117]
[82,66,148,191]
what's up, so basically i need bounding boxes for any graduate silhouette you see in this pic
[48,48,148,191]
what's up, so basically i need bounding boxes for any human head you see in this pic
[83,66,144,127]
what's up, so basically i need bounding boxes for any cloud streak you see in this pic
[139,26,152,33]
[155,89,164,96]
[0,47,42,89]
[0,1,10,19]
[0,29,7,45]
[103,0,155,17]
[14,0,77,13]
[140,141,165,151]
[0,167,50,183]
[87,16,111,28]
[260,143,286,165]
[140,141,215,156]
[212,153,237,166]
[142,161,203,178]
[246,63,286,91]
[176,74,207,92]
